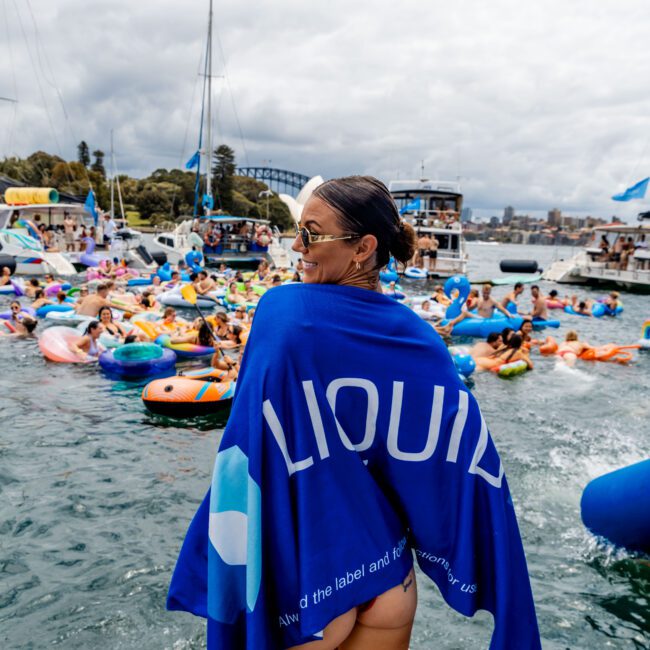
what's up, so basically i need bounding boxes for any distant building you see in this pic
[489,216,500,228]
[460,207,473,223]
[547,208,561,227]
[503,206,515,225]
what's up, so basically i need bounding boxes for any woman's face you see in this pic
[99,309,111,323]
[292,196,357,285]
[521,321,533,334]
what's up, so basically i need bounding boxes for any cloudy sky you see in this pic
[1,0,650,220]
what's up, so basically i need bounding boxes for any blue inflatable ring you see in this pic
[99,342,177,379]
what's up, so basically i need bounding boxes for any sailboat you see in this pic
[152,0,291,270]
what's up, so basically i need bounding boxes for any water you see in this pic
[1,242,648,649]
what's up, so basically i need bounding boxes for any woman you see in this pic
[31,289,53,310]
[98,305,130,341]
[68,320,105,360]
[168,176,539,649]
[156,307,186,334]
[0,266,12,286]
[556,330,590,367]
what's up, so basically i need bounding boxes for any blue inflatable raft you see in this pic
[581,459,650,553]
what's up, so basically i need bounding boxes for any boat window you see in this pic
[450,234,458,250]
[436,234,450,249]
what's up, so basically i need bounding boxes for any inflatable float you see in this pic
[403,266,428,280]
[158,287,218,309]
[156,263,191,282]
[38,326,93,363]
[99,342,177,380]
[155,333,215,358]
[492,359,529,378]
[141,369,235,417]
[448,346,476,379]
[379,257,399,283]
[581,459,650,553]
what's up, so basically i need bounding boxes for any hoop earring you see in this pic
[355,261,361,271]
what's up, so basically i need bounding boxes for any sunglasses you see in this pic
[11,305,20,311]
[294,225,357,248]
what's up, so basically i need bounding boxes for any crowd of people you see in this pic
[595,233,649,270]
[8,209,119,252]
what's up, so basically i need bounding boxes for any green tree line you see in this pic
[0,143,293,230]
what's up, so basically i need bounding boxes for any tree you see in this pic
[77,141,90,167]
[91,150,106,177]
[212,144,236,212]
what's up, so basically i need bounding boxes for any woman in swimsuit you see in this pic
[556,330,590,367]
[0,266,12,286]
[69,320,105,360]
[98,305,130,342]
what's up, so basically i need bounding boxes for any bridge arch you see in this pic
[236,167,311,196]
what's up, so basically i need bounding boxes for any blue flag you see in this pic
[399,198,421,214]
[185,150,200,170]
[84,189,98,225]
[612,177,650,201]
[167,284,541,649]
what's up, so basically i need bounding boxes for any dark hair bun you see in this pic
[313,176,416,270]
[389,221,416,264]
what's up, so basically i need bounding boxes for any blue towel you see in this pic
[167,283,540,649]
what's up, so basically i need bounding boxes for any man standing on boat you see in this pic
[103,213,117,247]
[416,232,431,269]
[63,212,77,252]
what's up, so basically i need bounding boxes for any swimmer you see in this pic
[431,284,451,307]
[227,282,246,305]
[470,332,502,359]
[476,284,512,319]
[212,312,231,339]
[196,270,217,295]
[0,266,12,286]
[414,299,442,321]
[528,285,549,321]
[494,334,533,370]
[31,288,53,310]
[518,320,535,348]
[98,305,132,341]
[24,278,41,298]
[547,289,569,307]
[230,306,249,326]
[170,319,215,347]
[603,291,620,310]
[500,282,524,312]
[556,330,590,367]
[75,283,129,317]
[68,320,105,361]
[571,298,593,316]
[1,315,37,337]
[156,307,187,335]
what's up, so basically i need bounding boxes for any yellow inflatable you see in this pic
[4,187,59,205]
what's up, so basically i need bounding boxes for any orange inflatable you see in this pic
[579,344,639,364]
[142,367,235,417]
[539,336,559,355]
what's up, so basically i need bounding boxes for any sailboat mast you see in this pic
[110,129,115,219]
[205,0,213,213]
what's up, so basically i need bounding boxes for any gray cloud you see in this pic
[1,0,649,220]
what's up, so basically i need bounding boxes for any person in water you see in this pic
[547,289,569,307]
[500,282,524,312]
[527,285,549,321]
[97,305,131,341]
[571,298,593,316]
[75,283,125,317]
[474,284,511,319]
[556,330,590,367]
[470,331,502,359]
[518,320,535,348]
[31,288,53,310]
[0,266,12,286]
[227,281,246,305]
[69,320,105,361]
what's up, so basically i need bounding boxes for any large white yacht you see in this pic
[543,215,650,291]
[388,178,468,277]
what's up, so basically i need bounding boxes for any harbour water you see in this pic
[1,242,648,649]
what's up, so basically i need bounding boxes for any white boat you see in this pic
[152,216,291,270]
[388,179,468,278]
[0,201,157,275]
[543,216,650,291]
[0,203,77,276]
